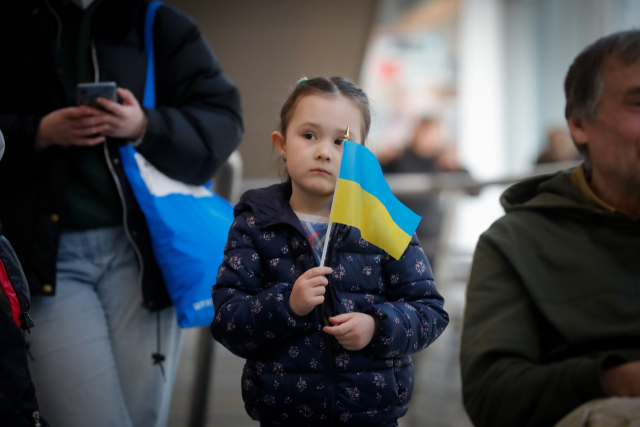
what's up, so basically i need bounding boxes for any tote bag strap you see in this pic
[143,1,163,109]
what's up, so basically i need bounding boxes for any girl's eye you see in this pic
[334,139,344,146]
[303,133,316,140]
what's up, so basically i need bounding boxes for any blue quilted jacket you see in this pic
[211,183,449,426]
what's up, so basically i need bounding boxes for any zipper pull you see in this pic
[32,411,41,427]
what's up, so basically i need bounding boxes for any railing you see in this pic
[241,160,580,196]
[383,160,580,194]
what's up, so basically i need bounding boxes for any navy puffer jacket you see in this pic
[211,183,448,426]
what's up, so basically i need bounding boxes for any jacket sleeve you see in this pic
[136,5,243,186]
[460,237,612,427]
[362,235,449,359]
[210,212,317,359]
[0,113,45,162]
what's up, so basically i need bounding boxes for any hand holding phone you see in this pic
[37,85,146,150]
[36,107,109,149]
[94,87,147,141]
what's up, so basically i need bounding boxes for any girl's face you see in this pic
[272,94,364,212]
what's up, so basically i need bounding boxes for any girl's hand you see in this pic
[289,266,332,316]
[323,312,376,351]
[94,88,147,140]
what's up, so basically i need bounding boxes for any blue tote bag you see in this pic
[119,1,232,328]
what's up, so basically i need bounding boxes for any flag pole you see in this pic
[319,126,349,267]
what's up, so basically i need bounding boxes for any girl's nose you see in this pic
[315,140,332,161]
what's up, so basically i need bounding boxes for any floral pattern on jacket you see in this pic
[211,183,448,426]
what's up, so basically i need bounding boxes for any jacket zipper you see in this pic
[320,224,340,325]
[295,222,339,423]
[322,224,340,425]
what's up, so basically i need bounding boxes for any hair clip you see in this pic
[297,77,308,84]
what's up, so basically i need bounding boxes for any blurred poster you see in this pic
[360,0,459,163]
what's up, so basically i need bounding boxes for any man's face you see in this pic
[572,56,640,189]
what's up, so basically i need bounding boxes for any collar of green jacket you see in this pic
[499,166,633,226]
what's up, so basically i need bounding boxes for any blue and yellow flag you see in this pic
[330,140,421,260]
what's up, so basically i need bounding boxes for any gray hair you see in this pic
[564,30,640,166]
[565,30,640,119]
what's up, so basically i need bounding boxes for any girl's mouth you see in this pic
[311,168,330,175]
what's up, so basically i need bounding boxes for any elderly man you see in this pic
[460,30,640,426]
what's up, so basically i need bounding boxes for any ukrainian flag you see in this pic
[330,140,421,260]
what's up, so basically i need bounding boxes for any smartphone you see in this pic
[76,82,117,107]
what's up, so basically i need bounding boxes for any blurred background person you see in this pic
[0,1,242,426]
[536,127,580,164]
[382,116,470,265]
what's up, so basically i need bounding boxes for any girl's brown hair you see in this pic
[278,76,371,145]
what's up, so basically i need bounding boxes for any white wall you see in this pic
[458,0,507,180]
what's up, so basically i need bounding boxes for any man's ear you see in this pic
[567,116,589,146]
[272,131,286,156]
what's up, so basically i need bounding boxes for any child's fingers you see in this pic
[323,325,338,335]
[311,285,326,296]
[307,266,333,277]
[329,313,353,324]
[307,275,328,288]
[323,322,352,337]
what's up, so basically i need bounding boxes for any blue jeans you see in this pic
[27,227,182,427]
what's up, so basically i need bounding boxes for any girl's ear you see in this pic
[272,131,286,157]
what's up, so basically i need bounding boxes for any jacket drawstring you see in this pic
[152,311,166,381]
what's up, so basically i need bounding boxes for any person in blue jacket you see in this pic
[211,77,449,427]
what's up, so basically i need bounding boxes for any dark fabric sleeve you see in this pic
[361,235,449,359]
[460,238,611,427]
[136,5,243,185]
[0,113,45,161]
[0,307,41,422]
[210,212,315,359]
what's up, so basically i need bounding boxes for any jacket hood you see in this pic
[501,167,609,217]
[16,0,145,39]
[502,168,583,209]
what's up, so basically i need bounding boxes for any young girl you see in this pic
[211,77,448,427]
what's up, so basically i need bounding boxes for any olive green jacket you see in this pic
[460,168,640,427]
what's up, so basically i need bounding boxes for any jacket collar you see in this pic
[237,182,306,232]
[237,182,351,241]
